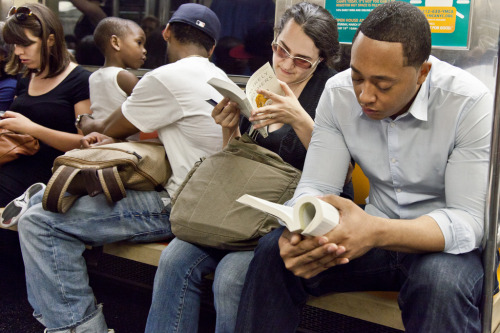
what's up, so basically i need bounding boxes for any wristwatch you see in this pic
[75,113,94,129]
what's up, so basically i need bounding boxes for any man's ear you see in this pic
[47,34,55,47]
[162,24,171,42]
[110,35,120,51]
[207,44,216,58]
[417,61,432,85]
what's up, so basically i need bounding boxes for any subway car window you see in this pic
[57,0,276,74]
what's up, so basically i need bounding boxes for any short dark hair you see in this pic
[353,1,431,68]
[94,17,136,55]
[3,3,71,78]
[169,22,215,53]
[75,35,104,66]
[276,2,340,68]
[141,15,160,28]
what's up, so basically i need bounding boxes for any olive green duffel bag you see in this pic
[170,133,301,251]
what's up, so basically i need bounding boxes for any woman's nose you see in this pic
[13,45,23,55]
[281,56,295,70]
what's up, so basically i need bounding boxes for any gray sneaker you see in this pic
[1,182,45,228]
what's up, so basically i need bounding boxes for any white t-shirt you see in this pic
[89,67,128,120]
[122,57,229,195]
[89,66,140,141]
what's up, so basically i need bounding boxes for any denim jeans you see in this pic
[17,189,173,333]
[145,237,253,333]
[235,226,495,333]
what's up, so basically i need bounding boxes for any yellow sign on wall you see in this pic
[327,0,471,48]
[421,7,457,33]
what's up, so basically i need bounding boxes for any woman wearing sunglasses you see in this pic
[0,3,91,206]
[146,3,353,333]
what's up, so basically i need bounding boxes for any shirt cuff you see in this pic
[426,209,479,254]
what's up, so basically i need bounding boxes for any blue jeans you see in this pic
[145,238,253,333]
[17,189,173,333]
[235,226,496,333]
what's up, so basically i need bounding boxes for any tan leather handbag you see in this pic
[42,141,171,213]
[0,129,40,166]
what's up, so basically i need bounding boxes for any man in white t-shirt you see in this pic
[11,4,231,333]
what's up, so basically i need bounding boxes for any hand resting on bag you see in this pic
[80,132,122,148]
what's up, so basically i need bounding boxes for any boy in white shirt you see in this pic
[77,17,146,136]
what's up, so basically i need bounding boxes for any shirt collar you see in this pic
[406,66,431,121]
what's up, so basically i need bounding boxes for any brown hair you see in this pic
[276,2,340,68]
[3,3,71,78]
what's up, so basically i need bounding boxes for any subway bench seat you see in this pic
[2,206,500,332]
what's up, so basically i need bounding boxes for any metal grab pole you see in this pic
[481,38,500,333]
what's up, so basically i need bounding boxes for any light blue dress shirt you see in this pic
[290,56,493,254]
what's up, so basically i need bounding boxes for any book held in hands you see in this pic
[207,62,284,138]
[236,194,339,236]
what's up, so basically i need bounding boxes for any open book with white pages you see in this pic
[237,194,339,236]
[207,62,284,138]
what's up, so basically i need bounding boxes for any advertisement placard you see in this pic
[326,0,471,48]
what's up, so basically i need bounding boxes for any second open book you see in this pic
[207,62,284,138]
[237,194,339,236]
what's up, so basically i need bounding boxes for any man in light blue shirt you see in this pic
[234,2,495,332]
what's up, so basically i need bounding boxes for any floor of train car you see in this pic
[0,229,402,333]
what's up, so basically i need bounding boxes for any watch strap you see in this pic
[75,113,94,129]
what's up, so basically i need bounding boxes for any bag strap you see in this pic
[240,132,258,144]
[98,167,127,203]
[81,168,103,197]
[226,133,290,167]
[43,164,129,213]
[43,165,82,213]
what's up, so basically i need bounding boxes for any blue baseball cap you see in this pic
[168,3,221,41]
